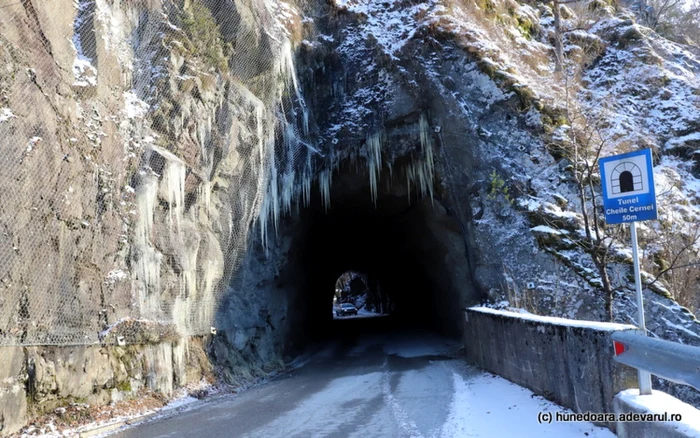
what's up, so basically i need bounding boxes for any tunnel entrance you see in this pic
[279,154,481,352]
[332,271,390,318]
[334,271,369,307]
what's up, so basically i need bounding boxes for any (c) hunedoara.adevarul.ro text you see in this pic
[537,411,682,424]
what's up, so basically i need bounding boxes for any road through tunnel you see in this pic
[274,155,485,355]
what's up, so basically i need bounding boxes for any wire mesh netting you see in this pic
[0,0,445,348]
[0,0,316,346]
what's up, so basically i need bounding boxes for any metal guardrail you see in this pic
[612,331,700,391]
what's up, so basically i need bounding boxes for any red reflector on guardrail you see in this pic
[613,340,627,356]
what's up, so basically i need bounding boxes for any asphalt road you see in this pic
[112,317,613,438]
[113,319,470,438]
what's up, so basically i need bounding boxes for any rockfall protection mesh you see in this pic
[0,0,316,346]
[0,0,441,347]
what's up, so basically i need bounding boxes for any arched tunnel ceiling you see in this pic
[275,155,482,348]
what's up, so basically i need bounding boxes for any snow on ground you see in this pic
[351,331,613,437]
[159,395,200,412]
[531,225,568,235]
[332,308,388,320]
[577,15,700,260]
[441,371,615,438]
[382,331,461,358]
[347,329,461,358]
[333,0,435,60]
[583,19,700,149]
[659,316,700,341]
[35,333,619,437]
[617,389,700,437]
[16,380,222,437]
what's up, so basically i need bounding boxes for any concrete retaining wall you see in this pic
[463,307,639,427]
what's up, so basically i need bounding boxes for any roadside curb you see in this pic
[72,373,292,437]
[77,411,159,438]
[72,356,313,437]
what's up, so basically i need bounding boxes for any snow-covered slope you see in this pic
[309,0,700,405]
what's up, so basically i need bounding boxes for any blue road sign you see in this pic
[599,149,657,224]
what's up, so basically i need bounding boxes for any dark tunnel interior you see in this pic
[281,158,481,351]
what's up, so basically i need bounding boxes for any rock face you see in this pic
[0,348,26,435]
[0,0,699,433]
[0,0,307,432]
[0,338,213,436]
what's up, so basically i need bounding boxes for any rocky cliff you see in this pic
[0,0,699,434]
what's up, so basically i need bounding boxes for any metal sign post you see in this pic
[599,148,657,395]
[630,221,652,395]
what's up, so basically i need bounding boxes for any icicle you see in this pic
[200,180,211,217]
[406,165,412,203]
[182,263,197,299]
[280,40,306,117]
[302,172,311,208]
[253,108,280,254]
[135,174,158,247]
[281,171,295,215]
[172,335,188,380]
[256,105,265,164]
[419,113,435,204]
[259,193,270,253]
[133,172,162,313]
[319,169,331,212]
[267,132,280,236]
[197,124,206,150]
[333,151,341,173]
[418,159,427,198]
[164,160,186,235]
[172,297,188,334]
[151,146,186,236]
[366,132,382,206]
[302,154,312,208]
[140,240,162,305]
[302,110,309,137]
[196,258,221,329]
[369,165,378,206]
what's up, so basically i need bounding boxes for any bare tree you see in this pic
[551,0,586,72]
[633,0,700,43]
[635,0,686,29]
[545,0,700,321]
[643,223,700,313]
[675,0,700,44]
[554,105,626,320]
[553,0,565,71]
[545,33,629,320]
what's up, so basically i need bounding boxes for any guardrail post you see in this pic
[630,222,652,395]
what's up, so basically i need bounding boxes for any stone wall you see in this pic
[463,307,639,428]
